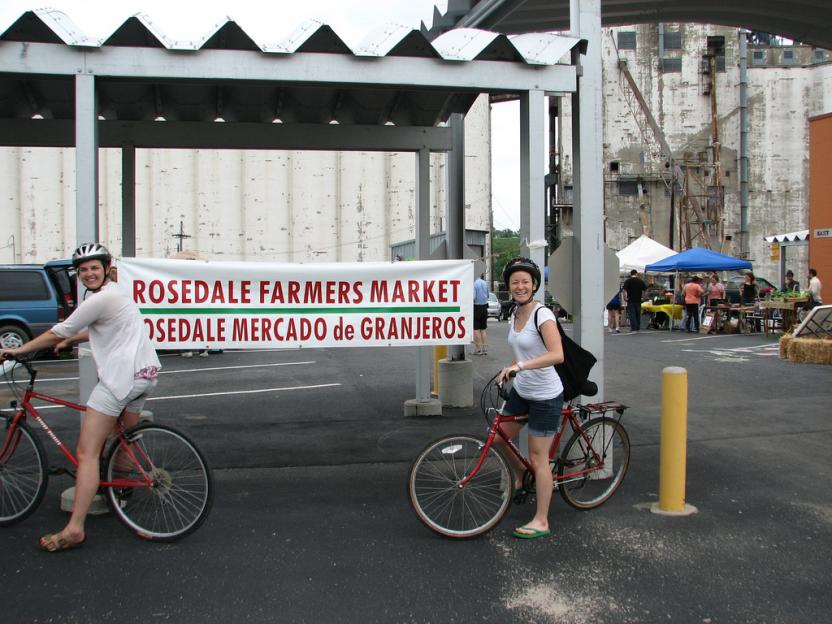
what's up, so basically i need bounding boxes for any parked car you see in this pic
[487,292,500,319]
[724,275,775,304]
[0,260,76,349]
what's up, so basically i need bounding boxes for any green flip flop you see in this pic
[512,525,551,539]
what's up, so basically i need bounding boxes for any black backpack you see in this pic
[532,307,598,400]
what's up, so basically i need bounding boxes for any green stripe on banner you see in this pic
[139,306,461,314]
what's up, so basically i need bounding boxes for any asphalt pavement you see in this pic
[1,320,831,623]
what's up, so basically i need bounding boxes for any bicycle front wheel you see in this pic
[558,417,630,510]
[0,417,48,526]
[103,424,213,541]
[408,434,512,538]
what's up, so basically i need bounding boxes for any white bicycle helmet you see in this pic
[71,242,112,269]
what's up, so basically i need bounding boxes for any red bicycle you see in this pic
[408,374,630,538]
[0,356,212,541]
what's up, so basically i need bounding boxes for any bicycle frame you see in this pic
[459,400,626,489]
[2,372,154,491]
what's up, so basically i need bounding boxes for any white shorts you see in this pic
[87,378,157,417]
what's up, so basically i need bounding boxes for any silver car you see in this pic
[487,292,500,318]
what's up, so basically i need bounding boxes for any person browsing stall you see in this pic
[0,244,160,552]
[473,273,489,355]
[494,257,564,540]
[706,274,726,305]
[683,276,704,332]
[622,270,647,333]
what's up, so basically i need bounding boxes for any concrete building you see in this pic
[552,23,832,284]
[1,95,491,265]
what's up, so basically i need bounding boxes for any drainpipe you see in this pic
[738,30,750,256]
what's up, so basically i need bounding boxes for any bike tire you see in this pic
[103,423,213,542]
[558,417,630,510]
[408,434,512,538]
[0,417,48,526]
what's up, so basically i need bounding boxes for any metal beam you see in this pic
[0,42,577,94]
[0,119,453,152]
[519,89,546,298]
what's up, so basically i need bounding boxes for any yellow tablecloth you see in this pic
[641,302,683,320]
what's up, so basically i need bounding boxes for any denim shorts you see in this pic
[87,378,157,417]
[501,387,564,437]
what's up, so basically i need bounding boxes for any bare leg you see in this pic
[46,409,116,546]
[515,434,555,534]
[491,420,526,489]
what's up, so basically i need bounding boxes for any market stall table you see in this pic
[641,301,683,330]
[702,304,758,334]
[758,298,808,336]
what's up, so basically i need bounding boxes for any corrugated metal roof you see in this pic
[0,9,580,137]
[764,230,809,243]
[0,8,580,61]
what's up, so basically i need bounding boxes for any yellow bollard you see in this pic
[653,366,697,516]
[432,345,447,397]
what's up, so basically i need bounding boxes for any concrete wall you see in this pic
[0,95,491,265]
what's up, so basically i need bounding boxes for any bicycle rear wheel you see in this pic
[558,417,630,510]
[103,423,213,541]
[408,434,512,538]
[0,417,48,526]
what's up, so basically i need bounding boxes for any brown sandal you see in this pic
[38,533,86,553]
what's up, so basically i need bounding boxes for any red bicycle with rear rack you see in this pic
[408,374,630,538]
[0,356,212,541]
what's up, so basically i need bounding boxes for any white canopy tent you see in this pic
[616,235,675,273]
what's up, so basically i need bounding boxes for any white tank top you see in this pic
[507,303,564,401]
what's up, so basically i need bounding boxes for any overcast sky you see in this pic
[1,0,523,230]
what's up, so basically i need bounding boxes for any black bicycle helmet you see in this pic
[72,242,112,269]
[502,256,541,294]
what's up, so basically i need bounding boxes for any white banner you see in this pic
[118,258,474,349]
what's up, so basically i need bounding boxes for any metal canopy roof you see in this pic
[431,0,832,51]
[0,9,582,151]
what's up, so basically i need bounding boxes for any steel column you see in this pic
[571,0,605,399]
[520,89,546,301]
[447,114,465,362]
[121,143,136,257]
[74,73,98,407]
[415,147,431,399]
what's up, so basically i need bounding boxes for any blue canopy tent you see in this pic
[644,247,752,331]
[644,247,752,273]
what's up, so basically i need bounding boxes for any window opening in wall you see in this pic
[706,36,726,72]
[752,50,766,65]
[662,58,682,73]
[664,31,682,50]
[610,161,620,173]
[815,49,827,62]
[618,180,639,196]
[618,31,636,50]
[783,49,795,65]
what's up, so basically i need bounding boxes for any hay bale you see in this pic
[779,334,793,359]
[787,337,832,365]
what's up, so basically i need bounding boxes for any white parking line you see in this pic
[8,361,317,384]
[146,383,341,401]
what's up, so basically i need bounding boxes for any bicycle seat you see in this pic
[580,380,598,397]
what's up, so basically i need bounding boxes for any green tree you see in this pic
[492,230,520,293]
